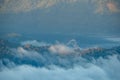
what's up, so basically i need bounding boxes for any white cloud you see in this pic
[49,44,74,54]
[105,37,120,42]
[21,40,50,47]
[0,39,120,80]
[11,47,44,61]
[0,55,120,80]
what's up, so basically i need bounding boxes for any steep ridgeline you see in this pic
[0,39,120,68]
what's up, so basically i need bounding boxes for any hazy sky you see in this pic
[0,0,120,36]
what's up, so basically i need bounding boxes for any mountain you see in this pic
[0,39,120,69]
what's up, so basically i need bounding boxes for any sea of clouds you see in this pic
[0,39,120,80]
[0,55,120,80]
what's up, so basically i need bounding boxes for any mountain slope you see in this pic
[0,39,120,68]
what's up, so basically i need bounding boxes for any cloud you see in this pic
[106,2,120,13]
[6,33,21,37]
[0,39,120,80]
[0,39,120,68]
[93,0,106,14]
[0,0,120,14]
[0,55,120,80]
[49,44,74,54]
[21,40,50,47]
[13,47,44,60]
[0,0,77,13]
[93,0,120,14]
[105,37,120,42]
[21,40,79,54]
